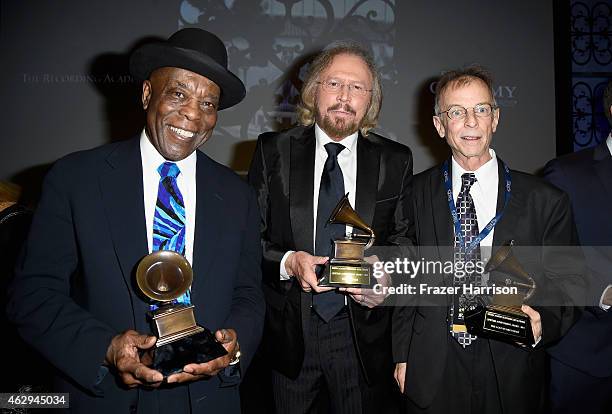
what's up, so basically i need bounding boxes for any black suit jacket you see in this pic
[247,125,413,384]
[7,137,265,413]
[543,141,612,378]
[392,159,584,413]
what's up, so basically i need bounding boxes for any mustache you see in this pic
[327,103,356,115]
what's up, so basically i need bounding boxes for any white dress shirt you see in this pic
[452,149,544,344]
[280,124,358,279]
[140,130,197,265]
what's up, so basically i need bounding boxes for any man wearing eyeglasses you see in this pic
[248,41,413,413]
[393,66,583,413]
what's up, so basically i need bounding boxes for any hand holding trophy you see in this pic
[317,194,375,288]
[136,250,227,376]
[464,241,538,345]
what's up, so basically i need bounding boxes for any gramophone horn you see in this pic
[328,194,375,249]
[486,240,536,300]
[136,250,193,302]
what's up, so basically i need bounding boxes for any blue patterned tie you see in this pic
[151,161,191,308]
[450,173,481,347]
[313,143,346,322]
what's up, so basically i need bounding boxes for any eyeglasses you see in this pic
[437,103,498,120]
[316,79,372,97]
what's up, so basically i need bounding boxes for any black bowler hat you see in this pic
[129,28,245,109]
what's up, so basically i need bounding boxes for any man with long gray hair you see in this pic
[248,41,413,413]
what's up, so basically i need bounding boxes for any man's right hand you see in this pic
[284,251,333,293]
[105,330,163,388]
[394,362,406,393]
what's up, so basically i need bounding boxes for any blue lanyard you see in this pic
[442,159,511,255]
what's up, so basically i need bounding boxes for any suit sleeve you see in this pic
[532,188,586,347]
[387,150,415,248]
[542,158,573,203]
[6,162,116,395]
[224,187,265,373]
[543,159,610,307]
[247,136,289,283]
[387,151,418,362]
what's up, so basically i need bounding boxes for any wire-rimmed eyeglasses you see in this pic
[316,79,372,97]
[436,103,498,120]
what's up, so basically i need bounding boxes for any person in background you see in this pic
[543,80,612,414]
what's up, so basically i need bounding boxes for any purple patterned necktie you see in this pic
[450,173,481,347]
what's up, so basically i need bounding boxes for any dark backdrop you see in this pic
[2,0,560,197]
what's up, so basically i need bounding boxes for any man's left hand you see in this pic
[521,305,542,343]
[166,328,239,384]
[340,255,390,308]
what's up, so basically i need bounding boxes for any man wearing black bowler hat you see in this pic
[7,28,264,413]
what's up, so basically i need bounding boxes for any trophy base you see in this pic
[464,304,535,345]
[318,260,371,288]
[148,327,228,376]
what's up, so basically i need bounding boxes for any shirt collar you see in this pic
[140,129,197,177]
[607,133,612,157]
[314,123,358,155]
[451,148,498,193]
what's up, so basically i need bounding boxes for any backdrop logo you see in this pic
[493,85,518,107]
[177,0,398,143]
[429,81,518,108]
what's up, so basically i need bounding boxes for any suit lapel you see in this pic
[190,152,224,302]
[593,141,612,201]
[492,158,521,248]
[355,134,379,227]
[290,127,316,252]
[432,162,454,255]
[492,159,507,247]
[288,128,316,333]
[428,163,453,301]
[99,137,148,325]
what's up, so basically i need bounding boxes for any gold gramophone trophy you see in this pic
[136,250,227,376]
[464,241,537,344]
[317,194,375,288]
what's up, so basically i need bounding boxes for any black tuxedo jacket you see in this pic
[543,141,612,378]
[392,159,584,413]
[7,137,265,413]
[247,125,413,384]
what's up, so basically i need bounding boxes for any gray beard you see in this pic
[316,110,359,139]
